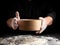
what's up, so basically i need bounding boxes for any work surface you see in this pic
[0,33,60,45]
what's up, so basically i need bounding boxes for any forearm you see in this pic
[45,11,56,25]
[47,12,56,21]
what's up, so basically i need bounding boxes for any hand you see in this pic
[11,11,20,30]
[7,11,20,30]
[36,17,48,34]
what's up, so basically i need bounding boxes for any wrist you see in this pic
[44,16,53,26]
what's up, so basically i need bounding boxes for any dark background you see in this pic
[0,0,57,36]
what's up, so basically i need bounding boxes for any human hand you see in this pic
[7,11,20,30]
[11,11,20,30]
[36,17,48,34]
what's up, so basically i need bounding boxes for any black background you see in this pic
[0,0,57,36]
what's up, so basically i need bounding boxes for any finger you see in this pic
[15,11,20,20]
[36,31,40,34]
[39,29,44,33]
[36,17,43,34]
[40,19,47,33]
[13,17,18,23]
[11,18,18,30]
[36,28,42,34]
[39,17,43,19]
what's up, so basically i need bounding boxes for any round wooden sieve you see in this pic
[18,19,42,31]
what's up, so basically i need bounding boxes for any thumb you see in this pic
[39,17,44,19]
[15,11,20,20]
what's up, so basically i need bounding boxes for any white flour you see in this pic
[0,35,60,45]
